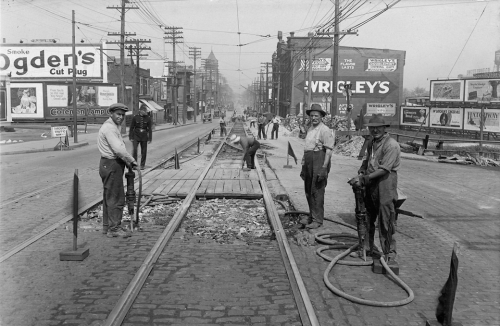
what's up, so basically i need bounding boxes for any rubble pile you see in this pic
[181,198,272,244]
[326,116,355,131]
[333,136,365,157]
[438,154,500,167]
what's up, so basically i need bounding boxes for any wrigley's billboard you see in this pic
[0,44,103,79]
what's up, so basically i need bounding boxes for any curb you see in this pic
[1,142,89,156]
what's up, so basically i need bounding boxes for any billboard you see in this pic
[400,106,429,126]
[299,58,332,71]
[464,108,500,133]
[10,83,44,119]
[464,79,500,102]
[430,80,464,102]
[429,107,463,129]
[366,103,396,116]
[0,44,103,79]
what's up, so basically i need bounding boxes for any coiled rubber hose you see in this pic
[315,217,415,307]
[135,168,142,230]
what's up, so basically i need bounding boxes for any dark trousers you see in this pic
[271,123,279,139]
[365,172,398,259]
[99,158,126,232]
[257,124,266,139]
[244,141,260,169]
[220,124,227,137]
[132,140,148,167]
[303,150,330,225]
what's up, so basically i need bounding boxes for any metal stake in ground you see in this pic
[197,137,200,154]
[174,148,180,169]
[59,169,89,261]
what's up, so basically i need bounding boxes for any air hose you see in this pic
[315,217,415,307]
[134,167,142,229]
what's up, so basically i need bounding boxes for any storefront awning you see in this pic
[187,106,194,112]
[139,99,158,112]
[147,100,165,111]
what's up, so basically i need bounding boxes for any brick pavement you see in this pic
[259,124,500,326]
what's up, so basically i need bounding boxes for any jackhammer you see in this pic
[125,166,142,231]
[351,182,369,261]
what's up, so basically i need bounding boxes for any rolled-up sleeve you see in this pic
[320,126,335,150]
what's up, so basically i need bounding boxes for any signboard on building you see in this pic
[10,82,44,118]
[299,58,332,72]
[47,85,68,107]
[463,108,500,133]
[464,79,500,102]
[366,103,396,116]
[365,58,397,72]
[0,44,103,79]
[400,106,429,126]
[429,107,463,129]
[430,80,464,102]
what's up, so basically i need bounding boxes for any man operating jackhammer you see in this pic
[348,114,401,263]
[300,104,335,230]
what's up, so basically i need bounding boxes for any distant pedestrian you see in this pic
[129,105,152,170]
[249,115,256,128]
[219,116,227,137]
[348,114,401,262]
[269,114,281,139]
[300,104,334,229]
[97,103,137,238]
[257,114,267,140]
[229,134,260,170]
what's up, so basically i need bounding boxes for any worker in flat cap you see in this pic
[97,103,138,238]
[348,114,401,262]
[300,103,335,229]
[129,104,153,170]
[229,133,260,170]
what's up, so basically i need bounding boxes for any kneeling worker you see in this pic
[348,114,400,262]
[98,103,138,238]
[229,134,260,170]
[300,104,335,229]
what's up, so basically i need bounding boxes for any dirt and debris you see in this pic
[438,153,500,167]
[333,136,365,157]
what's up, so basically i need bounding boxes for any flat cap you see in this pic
[108,103,129,112]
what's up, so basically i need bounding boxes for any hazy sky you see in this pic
[1,0,499,94]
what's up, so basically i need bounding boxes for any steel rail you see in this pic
[103,125,233,326]
[0,131,213,263]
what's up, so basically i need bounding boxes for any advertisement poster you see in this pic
[0,44,103,79]
[400,107,429,126]
[365,58,397,72]
[463,108,500,133]
[430,80,464,102]
[10,83,44,118]
[464,79,500,102]
[366,103,396,116]
[429,107,463,129]
[68,85,97,107]
[47,85,68,107]
[299,58,332,71]
[161,80,167,100]
[97,86,117,107]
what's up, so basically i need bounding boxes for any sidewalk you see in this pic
[0,119,203,156]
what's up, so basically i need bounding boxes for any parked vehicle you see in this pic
[203,113,212,123]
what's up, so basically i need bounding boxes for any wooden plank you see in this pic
[190,169,203,180]
[214,169,224,179]
[241,169,251,180]
[168,180,186,197]
[230,169,240,180]
[154,169,179,180]
[214,180,225,194]
[176,180,196,197]
[250,180,262,195]
[223,179,233,193]
[239,180,248,195]
[172,169,190,180]
[144,169,164,179]
[205,180,217,194]
[248,170,259,180]
[151,178,175,194]
[155,179,177,195]
[244,179,254,194]
[196,180,210,195]
[231,180,241,194]
[142,179,166,195]
[162,179,180,195]
[205,169,217,180]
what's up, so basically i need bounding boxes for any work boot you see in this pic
[368,246,382,259]
[305,222,322,229]
[107,228,131,238]
[102,226,108,234]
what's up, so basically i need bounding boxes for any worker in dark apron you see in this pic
[300,104,335,229]
[349,114,401,262]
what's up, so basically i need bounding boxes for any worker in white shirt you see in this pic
[269,114,281,140]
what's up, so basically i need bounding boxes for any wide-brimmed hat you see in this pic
[108,103,129,112]
[306,103,326,117]
[365,114,390,127]
[229,134,240,143]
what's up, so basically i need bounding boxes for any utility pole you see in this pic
[316,0,357,119]
[126,39,151,115]
[307,32,314,116]
[71,10,77,143]
[258,70,266,113]
[164,26,183,125]
[189,47,201,122]
[106,1,138,105]
[261,62,272,113]
[182,65,188,124]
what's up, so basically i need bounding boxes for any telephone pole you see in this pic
[106,0,138,105]
[261,62,272,113]
[189,47,201,122]
[127,39,151,115]
[258,70,266,113]
[164,26,183,124]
